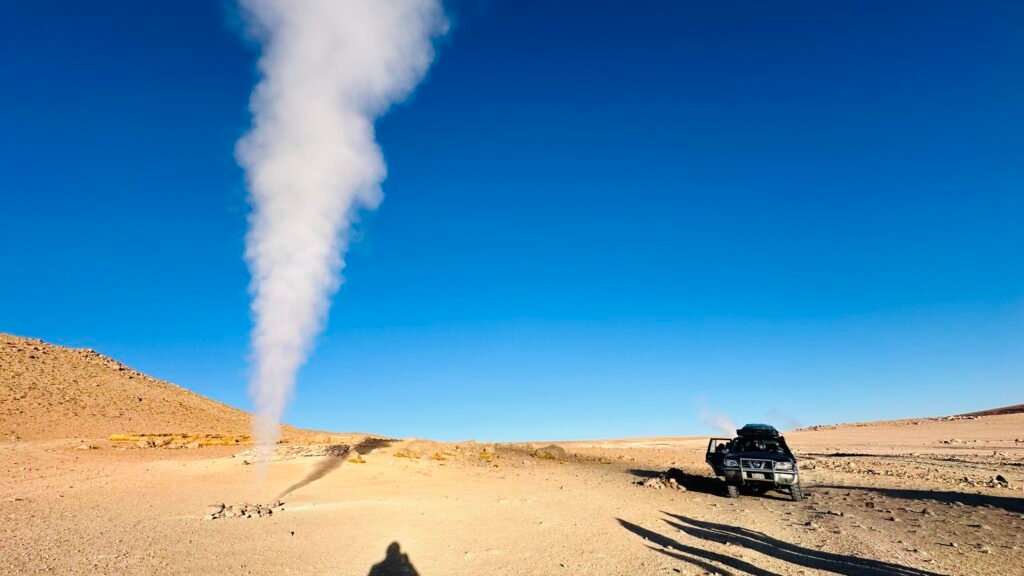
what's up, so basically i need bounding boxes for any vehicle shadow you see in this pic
[662,512,946,576]
[815,484,1024,514]
[367,542,420,576]
[627,468,725,496]
[277,437,395,499]
[629,468,801,500]
[618,518,780,576]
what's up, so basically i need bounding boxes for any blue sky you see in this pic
[2,1,1022,440]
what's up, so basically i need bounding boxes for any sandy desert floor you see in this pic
[2,413,1022,576]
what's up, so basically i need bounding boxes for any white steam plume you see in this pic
[235,0,446,452]
[699,408,737,438]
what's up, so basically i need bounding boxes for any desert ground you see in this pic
[2,334,1022,575]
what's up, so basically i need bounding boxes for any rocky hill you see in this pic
[961,404,1024,417]
[0,333,253,440]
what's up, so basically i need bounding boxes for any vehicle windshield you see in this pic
[735,438,786,453]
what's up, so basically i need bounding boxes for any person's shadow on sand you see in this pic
[367,542,420,576]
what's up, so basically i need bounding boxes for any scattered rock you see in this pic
[635,470,687,491]
[994,475,1010,488]
[185,441,201,449]
[136,439,155,449]
[235,443,351,463]
[533,445,568,460]
[207,501,283,521]
[640,477,665,489]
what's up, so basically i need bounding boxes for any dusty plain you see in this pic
[2,334,1022,575]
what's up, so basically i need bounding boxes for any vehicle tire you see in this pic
[725,484,740,498]
[789,481,804,502]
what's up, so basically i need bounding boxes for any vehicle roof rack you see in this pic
[736,423,781,438]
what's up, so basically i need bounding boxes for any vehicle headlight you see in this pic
[724,459,739,467]
[774,462,793,471]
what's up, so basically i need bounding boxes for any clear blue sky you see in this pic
[2,1,1021,440]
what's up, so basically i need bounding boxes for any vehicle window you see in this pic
[737,439,784,453]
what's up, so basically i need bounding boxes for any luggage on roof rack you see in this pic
[736,423,781,438]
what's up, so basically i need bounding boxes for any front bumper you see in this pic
[724,468,798,485]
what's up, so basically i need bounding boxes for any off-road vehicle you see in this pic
[705,423,803,501]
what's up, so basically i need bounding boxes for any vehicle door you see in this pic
[706,438,732,476]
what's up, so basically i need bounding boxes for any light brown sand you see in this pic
[2,413,1022,576]
[2,335,1022,575]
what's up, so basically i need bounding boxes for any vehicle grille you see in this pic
[740,459,773,471]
